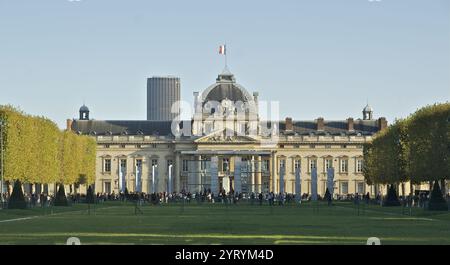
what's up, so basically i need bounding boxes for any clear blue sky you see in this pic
[0,0,449,128]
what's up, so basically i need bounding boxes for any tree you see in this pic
[364,103,450,198]
[408,103,450,190]
[363,119,409,190]
[324,188,332,206]
[8,180,27,209]
[54,184,68,206]
[86,185,95,204]
[383,185,401,207]
[0,105,97,191]
[428,181,448,211]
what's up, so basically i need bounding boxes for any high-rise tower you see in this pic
[147,76,180,121]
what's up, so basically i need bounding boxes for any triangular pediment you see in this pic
[195,129,258,143]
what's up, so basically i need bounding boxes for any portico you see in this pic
[179,150,271,195]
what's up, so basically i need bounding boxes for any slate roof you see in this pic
[72,120,176,136]
[264,119,379,136]
[72,119,380,136]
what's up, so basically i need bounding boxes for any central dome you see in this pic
[201,69,254,106]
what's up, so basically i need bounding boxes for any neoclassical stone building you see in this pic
[68,70,388,197]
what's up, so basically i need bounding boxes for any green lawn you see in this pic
[0,201,449,245]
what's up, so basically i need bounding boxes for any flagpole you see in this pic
[225,43,228,69]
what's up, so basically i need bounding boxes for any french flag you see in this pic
[219,45,226,55]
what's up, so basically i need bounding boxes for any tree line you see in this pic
[363,102,450,196]
[0,105,96,192]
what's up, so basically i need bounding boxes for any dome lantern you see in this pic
[79,104,90,120]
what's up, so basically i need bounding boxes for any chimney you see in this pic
[347,117,354,132]
[66,119,73,131]
[378,117,388,131]
[285,117,293,131]
[316,117,324,131]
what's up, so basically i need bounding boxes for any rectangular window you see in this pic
[341,182,349,194]
[120,159,127,170]
[279,159,286,172]
[182,159,189,172]
[151,159,158,167]
[340,159,348,173]
[104,159,111,173]
[104,182,111,194]
[357,182,365,194]
[356,159,363,173]
[309,158,317,172]
[294,159,301,170]
[222,158,230,172]
[136,159,142,169]
[262,160,270,172]
[201,160,208,171]
[325,158,333,170]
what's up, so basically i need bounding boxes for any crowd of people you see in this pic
[0,189,449,209]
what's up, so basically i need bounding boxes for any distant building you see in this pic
[147,76,180,121]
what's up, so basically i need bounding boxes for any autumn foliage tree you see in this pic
[0,105,96,195]
[364,102,450,210]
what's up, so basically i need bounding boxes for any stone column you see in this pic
[197,155,202,193]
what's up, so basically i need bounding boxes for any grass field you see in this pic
[0,201,449,245]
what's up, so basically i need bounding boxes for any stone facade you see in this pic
[69,70,417,197]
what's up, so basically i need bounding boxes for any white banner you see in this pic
[119,161,126,193]
[135,160,142,193]
[152,165,158,193]
[311,168,318,201]
[234,157,242,194]
[168,165,173,194]
[279,166,285,194]
[295,167,301,202]
[327,167,335,196]
[210,157,219,195]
